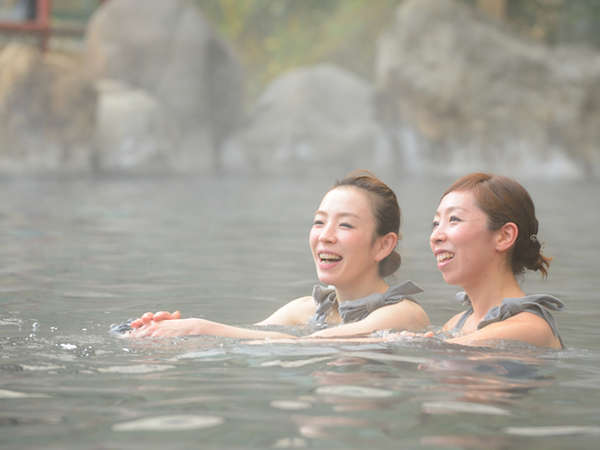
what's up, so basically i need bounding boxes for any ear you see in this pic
[495,222,518,253]
[374,232,398,262]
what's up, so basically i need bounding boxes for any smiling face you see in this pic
[430,190,500,288]
[309,186,388,296]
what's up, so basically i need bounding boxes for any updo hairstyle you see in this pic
[333,170,401,277]
[442,172,551,277]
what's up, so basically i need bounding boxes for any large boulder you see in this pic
[93,80,177,171]
[84,0,245,170]
[0,43,96,172]
[226,64,387,173]
[374,0,600,177]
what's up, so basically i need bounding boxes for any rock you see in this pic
[93,80,177,172]
[227,63,386,173]
[374,0,600,177]
[84,0,245,171]
[0,43,96,172]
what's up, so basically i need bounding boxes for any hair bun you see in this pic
[380,250,401,278]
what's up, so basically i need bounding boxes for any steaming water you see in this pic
[1,172,599,449]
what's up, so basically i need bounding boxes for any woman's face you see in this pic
[430,190,499,288]
[309,187,384,290]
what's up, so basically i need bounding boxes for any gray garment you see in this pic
[310,281,423,327]
[452,292,565,348]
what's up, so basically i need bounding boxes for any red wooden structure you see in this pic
[0,0,107,51]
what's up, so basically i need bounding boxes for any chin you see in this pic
[317,270,344,287]
[317,274,335,286]
[441,273,460,287]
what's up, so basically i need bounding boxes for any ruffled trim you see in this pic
[310,281,423,326]
[454,292,565,347]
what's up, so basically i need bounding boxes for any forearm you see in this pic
[200,319,297,339]
[129,317,296,339]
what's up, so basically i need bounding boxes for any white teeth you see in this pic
[436,252,454,263]
[319,252,342,262]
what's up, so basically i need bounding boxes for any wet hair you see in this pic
[442,172,551,277]
[333,170,401,277]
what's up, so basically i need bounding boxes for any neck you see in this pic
[335,275,389,303]
[463,267,524,321]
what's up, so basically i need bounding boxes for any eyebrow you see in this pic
[434,206,467,216]
[314,210,361,219]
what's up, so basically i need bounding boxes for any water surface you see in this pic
[1,172,599,449]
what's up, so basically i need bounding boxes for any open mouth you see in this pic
[318,252,342,263]
[436,251,454,263]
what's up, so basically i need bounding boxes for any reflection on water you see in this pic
[1,173,599,449]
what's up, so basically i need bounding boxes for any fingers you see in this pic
[153,311,171,321]
[130,318,144,329]
[128,311,156,329]
[141,312,155,324]
[128,310,182,332]
[151,310,181,322]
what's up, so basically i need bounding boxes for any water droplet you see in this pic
[315,385,394,398]
[112,415,224,431]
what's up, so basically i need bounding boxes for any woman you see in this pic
[249,172,565,349]
[430,172,564,349]
[123,171,430,338]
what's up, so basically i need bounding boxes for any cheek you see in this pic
[350,234,374,256]
[308,229,318,250]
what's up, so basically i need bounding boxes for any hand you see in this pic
[127,317,200,338]
[130,310,181,329]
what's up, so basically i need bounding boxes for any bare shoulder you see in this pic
[454,311,561,349]
[442,311,465,332]
[288,296,317,314]
[255,296,315,326]
[502,311,560,346]
[391,299,429,321]
[367,299,430,331]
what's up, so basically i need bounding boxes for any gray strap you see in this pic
[452,292,565,347]
[478,295,565,348]
[311,280,423,326]
[452,308,473,333]
[310,284,337,327]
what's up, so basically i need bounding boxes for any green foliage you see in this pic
[196,0,600,97]
[505,0,600,47]
[195,0,403,96]
[41,0,600,97]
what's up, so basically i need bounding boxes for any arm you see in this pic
[128,317,296,339]
[255,296,316,326]
[309,299,429,338]
[126,296,315,339]
[446,312,562,349]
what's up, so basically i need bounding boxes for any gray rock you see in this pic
[374,0,600,177]
[93,80,178,172]
[227,64,387,173]
[84,0,245,171]
[0,43,96,173]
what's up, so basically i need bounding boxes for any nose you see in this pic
[430,223,445,246]
[319,222,337,243]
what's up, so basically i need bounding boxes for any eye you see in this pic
[449,215,462,223]
[312,219,324,226]
[340,222,354,229]
[432,219,439,229]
